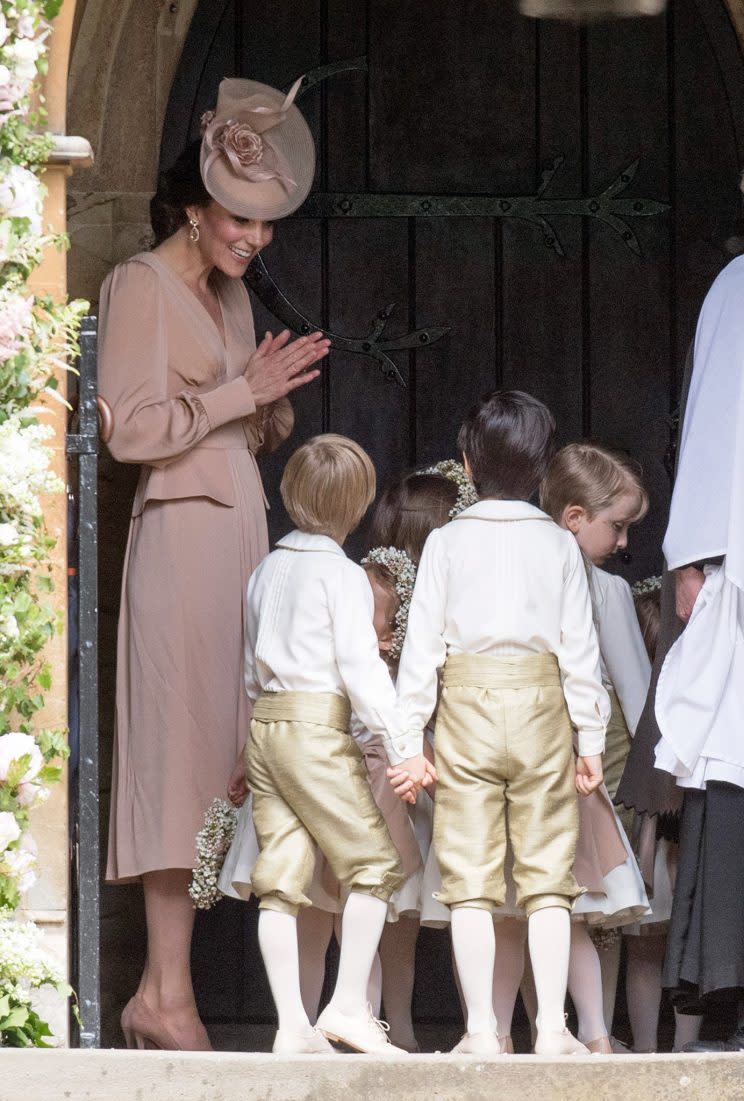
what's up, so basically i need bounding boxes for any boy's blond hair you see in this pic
[280,433,376,542]
[540,442,649,525]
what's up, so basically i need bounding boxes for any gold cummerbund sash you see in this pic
[253,690,351,733]
[442,652,560,690]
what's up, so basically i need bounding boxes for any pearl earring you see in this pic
[188,216,200,243]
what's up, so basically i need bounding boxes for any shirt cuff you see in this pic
[577,729,606,757]
[385,730,424,766]
[199,376,256,430]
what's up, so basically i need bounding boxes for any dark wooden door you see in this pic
[158,0,744,1046]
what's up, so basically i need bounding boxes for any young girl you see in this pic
[623,580,702,1053]
[540,442,651,1049]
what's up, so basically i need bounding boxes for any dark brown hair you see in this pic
[369,472,458,565]
[457,389,555,501]
[634,590,661,662]
[150,140,211,247]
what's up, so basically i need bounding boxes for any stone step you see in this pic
[3,1050,743,1101]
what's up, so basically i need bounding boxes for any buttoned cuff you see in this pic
[385,729,424,766]
[199,376,256,430]
[577,729,606,757]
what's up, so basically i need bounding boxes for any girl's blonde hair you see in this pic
[540,442,649,525]
[280,433,376,542]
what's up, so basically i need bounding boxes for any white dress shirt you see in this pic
[396,500,609,756]
[244,529,421,764]
[590,566,651,735]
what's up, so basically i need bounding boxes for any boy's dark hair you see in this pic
[457,390,556,501]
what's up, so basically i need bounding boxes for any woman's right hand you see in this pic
[244,329,330,406]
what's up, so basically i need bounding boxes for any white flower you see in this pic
[15,14,37,39]
[0,611,20,640]
[4,36,42,81]
[0,415,61,520]
[0,918,65,989]
[16,780,48,807]
[0,164,43,234]
[0,13,8,46]
[0,291,33,360]
[0,811,21,852]
[4,834,37,893]
[0,522,19,546]
[0,731,43,784]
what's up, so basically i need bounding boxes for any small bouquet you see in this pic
[188,798,238,910]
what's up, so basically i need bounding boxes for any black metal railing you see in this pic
[66,315,101,1048]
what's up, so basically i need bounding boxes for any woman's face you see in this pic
[563,490,642,566]
[191,200,274,276]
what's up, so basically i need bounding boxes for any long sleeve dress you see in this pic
[99,251,293,882]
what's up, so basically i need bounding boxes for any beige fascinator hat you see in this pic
[200,76,315,221]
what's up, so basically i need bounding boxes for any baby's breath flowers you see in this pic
[632,575,662,597]
[423,458,478,517]
[361,546,417,662]
[189,798,239,910]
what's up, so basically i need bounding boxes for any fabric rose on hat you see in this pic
[0,811,21,853]
[0,731,43,785]
[220,120,264,170]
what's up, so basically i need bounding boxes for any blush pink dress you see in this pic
[99,251,293,882]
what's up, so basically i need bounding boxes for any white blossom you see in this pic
[0,522,19,546]
[0,731,43,784]
[3,35,42,80]
[0,918,65,990]
[0,811,21,853]
[4,833,37,893]
[0,164,43,234]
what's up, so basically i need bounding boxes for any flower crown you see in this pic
[361,546,417,662]
[632,575,662,597]
[423,458,478,518]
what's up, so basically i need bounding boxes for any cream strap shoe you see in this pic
[316,1003,408,1055]
[534,1026,590,1056]
[272,1027,335,1055]
[451,1031,508,1056]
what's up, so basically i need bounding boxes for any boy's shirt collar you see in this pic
[276,529,346,555]
[454,499,553,523]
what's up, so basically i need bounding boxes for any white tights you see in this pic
[567,923,609,1043]
[260,892,388,1033]
[453,905,570,1037]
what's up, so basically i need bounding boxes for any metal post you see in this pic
[66,316,101,1047]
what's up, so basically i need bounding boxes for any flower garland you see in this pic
[361,545,417,662]
[632,575,662,597]
[422,458,478,517]
[0,0,86,1047]
[189,798,239,911]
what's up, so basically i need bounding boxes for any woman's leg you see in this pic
[492,918,527,1039]
[379,917,420,1050]
[673,1009,703,1051]
[138,868,211,1049]
[297,906,336,1023]
[567,922,608,1044]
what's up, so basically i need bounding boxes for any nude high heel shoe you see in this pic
[120,994,182,1051]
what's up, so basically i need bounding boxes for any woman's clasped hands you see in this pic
[244,329,330,405]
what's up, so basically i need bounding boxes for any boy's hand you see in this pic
[575,754,603,796]
[387,753,437,804]
[227,751,249,806]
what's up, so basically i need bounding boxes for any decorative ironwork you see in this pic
[66,316,101,1048]
[245,256,449,386]
[301,156,668,257]
[289,56,367,98]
